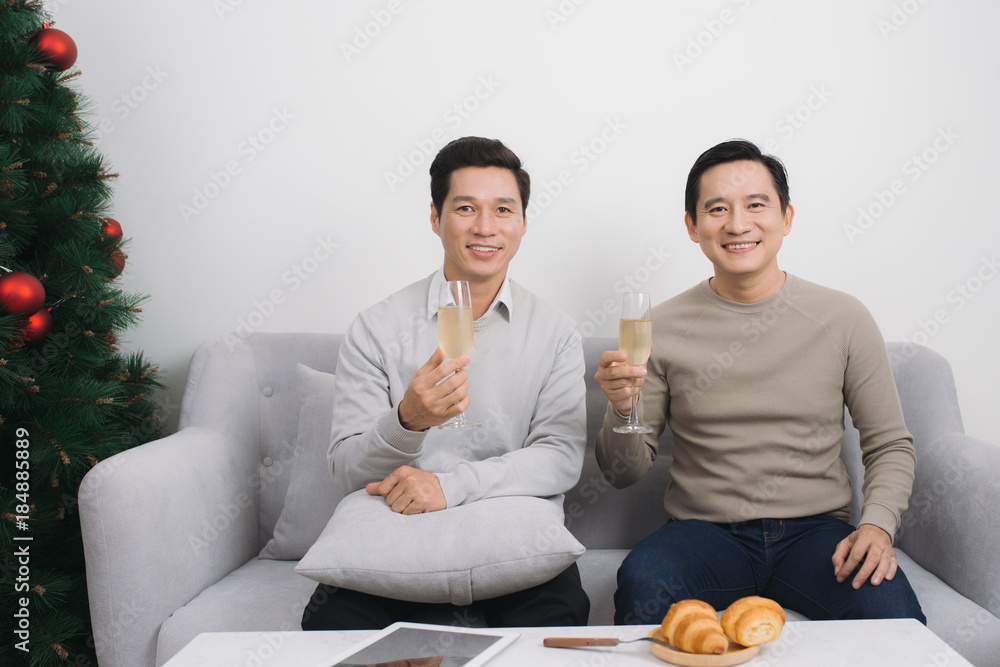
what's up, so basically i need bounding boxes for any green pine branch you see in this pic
[0,2,51,42]
[2,2,166,664]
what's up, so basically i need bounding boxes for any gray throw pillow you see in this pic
[259,364,342,560]
[294,489,585,605]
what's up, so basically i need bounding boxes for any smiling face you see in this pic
[685,160,794,302]
[431,166,526,303]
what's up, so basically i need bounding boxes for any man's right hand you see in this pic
[397,347,471,432]
[594,350,647,416]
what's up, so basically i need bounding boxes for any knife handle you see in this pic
[544,637,620,648]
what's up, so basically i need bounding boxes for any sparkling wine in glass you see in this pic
[613,292,653,434]
[438,280,480,429]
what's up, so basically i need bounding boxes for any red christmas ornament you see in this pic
[24,308,54,346]
[109,250,126,276]
[101,217,124,242]
[32,24,78,72]
[0,271,46,315]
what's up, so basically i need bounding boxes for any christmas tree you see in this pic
[1,3,164,664]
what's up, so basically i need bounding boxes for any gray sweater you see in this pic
[596,274,916,539]
[329,271,587,510]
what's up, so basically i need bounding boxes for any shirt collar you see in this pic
[427,266,512,321]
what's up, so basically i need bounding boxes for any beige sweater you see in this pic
[595,274,915,538]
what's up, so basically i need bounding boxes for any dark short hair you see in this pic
[429,137,530,216]
[684,139,790,221]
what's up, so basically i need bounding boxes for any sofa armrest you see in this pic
[80,426,259,667]
[897,431,1000,617]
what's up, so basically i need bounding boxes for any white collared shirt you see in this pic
[426,266,513,322]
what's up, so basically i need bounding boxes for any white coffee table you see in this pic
[164,619,972,666]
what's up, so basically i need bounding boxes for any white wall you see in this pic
[59,0,998,446]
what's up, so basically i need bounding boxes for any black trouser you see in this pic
[301,563,590,630]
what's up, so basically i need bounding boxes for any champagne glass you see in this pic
[613,292,653,434]
[437,280,480,429]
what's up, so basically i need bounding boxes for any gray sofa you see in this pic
[79,333,1000,667]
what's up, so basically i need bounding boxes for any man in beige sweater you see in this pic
[595,139,925,625]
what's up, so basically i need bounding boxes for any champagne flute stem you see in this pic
[629,380,639,426]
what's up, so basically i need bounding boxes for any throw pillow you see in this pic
[294,489,585,606]
[259,364,342,560]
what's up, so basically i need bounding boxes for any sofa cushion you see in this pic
[576,547,629,626]
[894,550,1000,667]
[155,558,317,666]
[295,490,586,606]
[259,364,343,560]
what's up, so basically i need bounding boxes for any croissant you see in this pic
[660,599,728,655]
[720,596,786,646]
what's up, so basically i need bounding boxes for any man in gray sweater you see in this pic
[595,139,925,625]
[302,137,590,630]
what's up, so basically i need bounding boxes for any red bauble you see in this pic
[109,250,126,276]
[32,25,78,72]
[0,272,46,315]
[24,308,54,346]
[101,217,123,242]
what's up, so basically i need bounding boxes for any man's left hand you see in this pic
[832,523,897,589]
[366,465,446,514]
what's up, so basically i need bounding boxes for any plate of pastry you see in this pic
[648,596,786,666]
[646,628,759,666]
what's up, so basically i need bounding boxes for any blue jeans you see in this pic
[614,515,925,625]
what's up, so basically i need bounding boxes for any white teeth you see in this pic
[726,242,758,249]
[470,246,498,252]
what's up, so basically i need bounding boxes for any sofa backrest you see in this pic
[180,333,344,550]
[179,333,963,552]
[561,337,674,548]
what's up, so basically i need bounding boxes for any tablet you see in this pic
[318,622,520,667]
